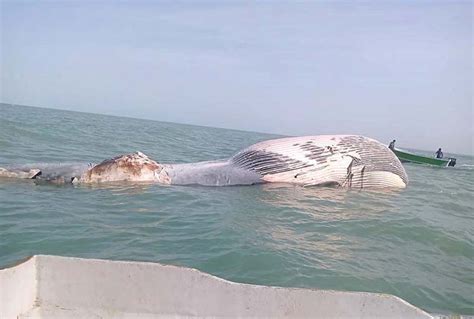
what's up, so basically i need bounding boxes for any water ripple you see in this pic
[1,104,473,315]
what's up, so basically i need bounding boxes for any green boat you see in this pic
[393,149,456,167]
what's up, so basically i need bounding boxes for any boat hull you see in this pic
[393,149,454,167]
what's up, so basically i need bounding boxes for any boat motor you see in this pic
[447,158,456,167]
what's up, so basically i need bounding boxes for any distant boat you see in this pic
[393,149,456,167]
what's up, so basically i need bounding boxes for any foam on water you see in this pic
[0,104,473,315]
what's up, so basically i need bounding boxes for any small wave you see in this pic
[456,164,474,171]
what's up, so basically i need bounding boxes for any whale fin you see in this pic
[28,169,42,179]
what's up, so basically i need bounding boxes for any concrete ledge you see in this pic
[0,255,433,318]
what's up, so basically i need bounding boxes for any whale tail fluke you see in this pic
[0,167,41,179]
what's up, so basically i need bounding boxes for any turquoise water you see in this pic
[1,104,473,315]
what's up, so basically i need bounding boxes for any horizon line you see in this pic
[1,102,472,157]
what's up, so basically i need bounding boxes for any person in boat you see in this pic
[435,148,443,159]
[388,140,396,150]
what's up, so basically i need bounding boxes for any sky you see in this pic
[1,1,472,154]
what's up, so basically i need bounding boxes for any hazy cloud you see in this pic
[1,1,472,154]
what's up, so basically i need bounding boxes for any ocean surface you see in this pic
[1,104,473,315]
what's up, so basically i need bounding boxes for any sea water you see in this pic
[0,104,473,315]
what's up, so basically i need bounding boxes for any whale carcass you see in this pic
[0,135,408,189]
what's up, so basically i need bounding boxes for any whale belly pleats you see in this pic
[230,135,408,189]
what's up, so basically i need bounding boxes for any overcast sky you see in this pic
[1,1,472,154]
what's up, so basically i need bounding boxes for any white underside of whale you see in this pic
[163,135,407,188]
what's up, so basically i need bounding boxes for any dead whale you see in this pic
[0,135,408,188]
